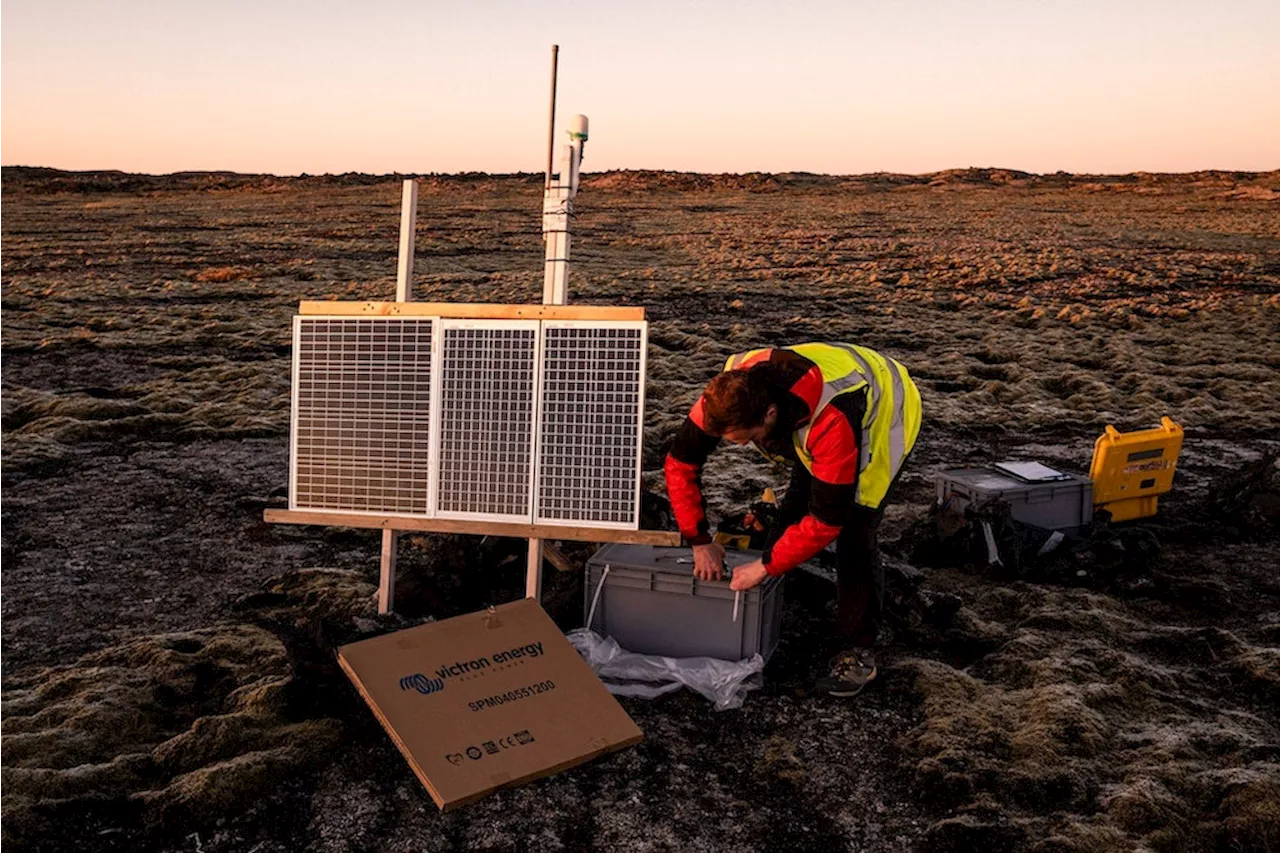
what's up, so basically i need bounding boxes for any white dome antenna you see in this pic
[568,114,589,138]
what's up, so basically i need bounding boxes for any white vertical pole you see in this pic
[381,178,418,614]
[542,194,567,303]
[396,178,418,302]
[555,145,571,304]
[543,144,576,305]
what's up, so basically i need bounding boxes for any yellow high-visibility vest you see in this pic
[724,343,922,508]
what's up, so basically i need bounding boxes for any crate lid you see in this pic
[938,466,1090,495]
[589,544,761,576]
[994,461,1074,482]
[587,544,783,597]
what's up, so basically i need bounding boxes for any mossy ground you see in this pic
[3,168,1278,851]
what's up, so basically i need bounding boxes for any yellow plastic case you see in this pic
[1089,417,1184,522]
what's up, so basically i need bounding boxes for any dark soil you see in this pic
[2,167,1278,852]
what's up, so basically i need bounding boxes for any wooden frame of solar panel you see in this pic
[288,309,649,532]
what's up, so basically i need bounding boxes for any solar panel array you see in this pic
[536,324,645,526]
[292,318,434,514]
[290,316,646,529]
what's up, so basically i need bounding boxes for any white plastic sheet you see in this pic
[566,628,764,711]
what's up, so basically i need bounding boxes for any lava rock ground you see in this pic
[3,168,1278,852]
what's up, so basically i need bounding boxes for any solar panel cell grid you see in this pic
[435,324,539,519]
[536,324,645,527]
[292,318,434,514]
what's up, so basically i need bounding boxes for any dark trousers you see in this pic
[769,467,894,648]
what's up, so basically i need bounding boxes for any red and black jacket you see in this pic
[663,348,866,575]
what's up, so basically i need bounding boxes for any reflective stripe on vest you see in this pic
[723,350,765,371]
[723,343,922,508]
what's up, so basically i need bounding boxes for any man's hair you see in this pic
[702,366,774,435]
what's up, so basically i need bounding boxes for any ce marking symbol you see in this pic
[499,735,518,749]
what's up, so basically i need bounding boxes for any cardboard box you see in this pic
[338,598,643,810]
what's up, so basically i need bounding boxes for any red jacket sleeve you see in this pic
[764,405,860,574]
[664,398,720,545]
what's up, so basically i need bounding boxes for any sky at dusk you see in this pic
[3,0,1278,176]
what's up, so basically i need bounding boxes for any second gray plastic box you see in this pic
[937,467,1093,531]
[584,544,784,662]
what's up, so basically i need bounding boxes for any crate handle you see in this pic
[982,521,1004,568]
[732,591,741,623]
[586,564,612,631]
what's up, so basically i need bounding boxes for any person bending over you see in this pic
[664,343,922,697]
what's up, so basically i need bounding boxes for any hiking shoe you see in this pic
[816,647,878,697]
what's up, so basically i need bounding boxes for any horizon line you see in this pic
[5,164,1279,181]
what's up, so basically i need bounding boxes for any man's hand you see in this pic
[691,542,726,581]
[730,559,770,591]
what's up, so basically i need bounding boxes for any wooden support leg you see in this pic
[526,538,544,600]
[379,529,398,614]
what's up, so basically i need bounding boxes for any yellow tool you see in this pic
[1089,417,1184,522]
[712,531,752,549]
[712,487,779,549]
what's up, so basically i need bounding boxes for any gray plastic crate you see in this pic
[937,466,1093,531]
[584,544,784,662]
